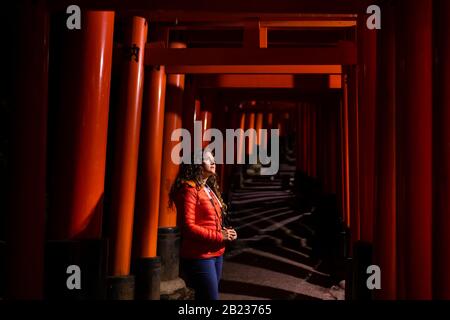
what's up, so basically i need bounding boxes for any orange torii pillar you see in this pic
[245,112,256,160]
[183,78,195,134]
[5,1,48,299]
[181,86,200,153]
[194,99,201,122]
[265,113,274,155]
[346,66,361,245]
[340,74,351,229]
[106,17,147,300]
[275,112,289,172]
[158,42,187,297]
[373,0,396,300]
[396,0,432,299]
[200,92,216,140]
[232,112,247,188]
[255,112,264,146]
[46,11,115,299]
[202,96,227,190]
[223,109,239,189]
[133,64,166,300]
[357,14,377,244]
[275,112,285,138]
[236,113,246,164]
[434,0,450,300]
[266,113,274,129]
[181,77,198,139]
[282,112,293,162]
[272,112,281,152]
[217,104,229,192]
[254,112,264,173]
[348,15,378,300]
[346,62,371,300]
[200,110,212,140]
[199,103,213,170]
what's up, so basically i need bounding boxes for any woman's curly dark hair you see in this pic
[168,152,228,213]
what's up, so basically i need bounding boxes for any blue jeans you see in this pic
[181,255,224,300]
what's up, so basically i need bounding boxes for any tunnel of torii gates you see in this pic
[2,0,450,301]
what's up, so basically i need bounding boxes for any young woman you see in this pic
[170,151,237,300]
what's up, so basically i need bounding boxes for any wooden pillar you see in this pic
[221,106,236,192]
[395,0,432,299]
[266,113,274,129]
[106,17,147,299]
[201,91,216,134]
[157,43,186,293]
[6,0,49,299]
[134,65,166,258]
[184,97,201,152]
[46,10,115,299]
[373,0,397,300]
[181,76,197,139]
[200,110,212,132]
[237,113,246,163]
[275,112,284,138]
[265,112,274,154]
[133,64,166,300]
[194,99,201,121]
[245,112,256,157]
[47,11,114,240]
[357,13,377,243]
[255,112,264,146]
[158,42,186,229]
[433,0,450,300]
[340,74,351,227]
[206,97,227,190]
[132,27,169,299]
[347,66,360,244]
[244,18,267,48]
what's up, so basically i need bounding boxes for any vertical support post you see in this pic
[106,16,148,300]
[46,10,115,299]
[357,14,377,243]
[395,0,432,299]
[347,66,360,245]
[157,42,187,299]
[133,63,166,300]
[373,0,397,300]
[433,0,450,300]
[6,0,49,299]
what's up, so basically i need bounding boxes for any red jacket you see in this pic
[175,181,225,259]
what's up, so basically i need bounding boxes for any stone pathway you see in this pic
[219,164,345,300]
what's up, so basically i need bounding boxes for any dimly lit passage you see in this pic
[0,0,449,301]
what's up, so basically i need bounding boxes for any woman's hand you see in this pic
[222,228,238,241]
[221,229,231,241]
[227,228,237,241]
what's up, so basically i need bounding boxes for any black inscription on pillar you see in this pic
[125,44,140,63]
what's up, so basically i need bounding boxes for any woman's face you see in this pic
[202,151,216,176]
